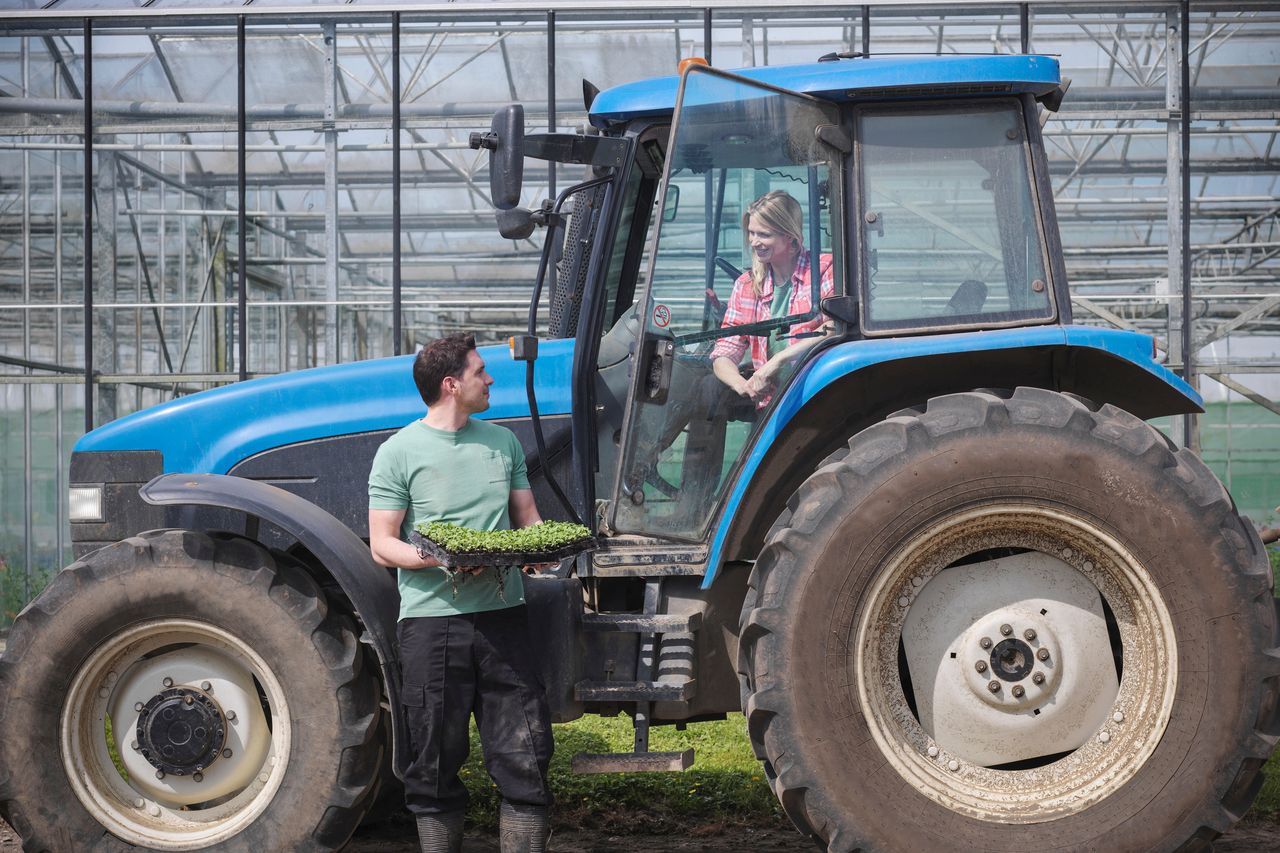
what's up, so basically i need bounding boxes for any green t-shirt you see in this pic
[368,418,531,619]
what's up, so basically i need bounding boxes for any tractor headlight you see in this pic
[68,485,104,522]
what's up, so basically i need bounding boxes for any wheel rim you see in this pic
[854,505,1177,824]
[60,619,291,849]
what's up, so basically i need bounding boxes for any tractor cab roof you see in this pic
[588,54,1061,128]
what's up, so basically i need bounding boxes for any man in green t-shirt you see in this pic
[368,333,552,853]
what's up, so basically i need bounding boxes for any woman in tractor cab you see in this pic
[710,189,836,407]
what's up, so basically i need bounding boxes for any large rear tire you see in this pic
[738,388,1280,851]
[0,529,383,851]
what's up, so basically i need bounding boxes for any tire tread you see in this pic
[736,387,1280,852]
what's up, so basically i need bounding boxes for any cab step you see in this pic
[580,612,702,633]
[574,679,695,703]
[571,748,695,774]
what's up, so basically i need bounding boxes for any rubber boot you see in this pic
[415,810,464,853]
[498,800,550,853]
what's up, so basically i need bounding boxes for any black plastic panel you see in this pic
[228,415,577,539]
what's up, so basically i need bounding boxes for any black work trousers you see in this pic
[398,605,554,816]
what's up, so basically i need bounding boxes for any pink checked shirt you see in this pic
[709,251,835,371]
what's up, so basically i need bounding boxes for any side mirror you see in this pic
[469,105,524,210]
[496,207,536,240]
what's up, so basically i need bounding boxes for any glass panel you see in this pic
[859,101,1053,333]
[0,31,87,610]
[612,67,842,541]
[399,15,548,348]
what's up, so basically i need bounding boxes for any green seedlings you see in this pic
[412,521,594,601]
[416,520,592,555]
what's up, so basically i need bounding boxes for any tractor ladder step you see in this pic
[574,679,696,703]
[580,612,702,633]
[589,535,708,577]
[571,748,695,775]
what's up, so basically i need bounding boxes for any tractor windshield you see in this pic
[610,66,844,541]
[857,100,1055,333]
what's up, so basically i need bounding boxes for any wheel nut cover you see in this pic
[136,688,226,776]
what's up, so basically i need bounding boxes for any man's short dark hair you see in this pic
[414,333,477,405]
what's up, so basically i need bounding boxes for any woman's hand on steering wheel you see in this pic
[744,370,774,400]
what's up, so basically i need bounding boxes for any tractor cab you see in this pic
[475,56,1070,546]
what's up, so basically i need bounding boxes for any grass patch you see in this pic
[104,715,130,782]
[461,713,785,832]
[463,694,1280,831]
[0,560,54,629]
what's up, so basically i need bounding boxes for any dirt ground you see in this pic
[5,815,1280,851]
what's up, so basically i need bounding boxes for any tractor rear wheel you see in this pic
[738,388,1279,851]
[0,529,382,851]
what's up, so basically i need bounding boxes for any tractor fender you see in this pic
[138,473,409,776]
[702,325,1201,587]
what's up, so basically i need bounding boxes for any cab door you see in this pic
[608,66,846,542]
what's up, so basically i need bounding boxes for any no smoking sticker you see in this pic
[653,304,671,328]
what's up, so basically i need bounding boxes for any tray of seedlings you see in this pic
[410,521,596,601]
[410,520,597,570]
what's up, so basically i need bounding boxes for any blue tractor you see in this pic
[2,55,1276,852]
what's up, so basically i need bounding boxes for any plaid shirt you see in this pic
[709,251,835,370]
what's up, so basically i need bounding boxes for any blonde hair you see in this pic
[742,190,805,298]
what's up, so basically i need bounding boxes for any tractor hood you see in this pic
[75,340,575,475]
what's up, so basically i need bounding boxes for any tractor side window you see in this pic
[858,101,1054,334]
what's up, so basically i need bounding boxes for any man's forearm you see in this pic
[370,535,439,570]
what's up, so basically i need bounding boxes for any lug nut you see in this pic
[226,710,237,722]
[1037,648,1050,661]
[1000,624,1013,636]
[1024,628,1037,641]
[184,695,194,705]
[1012,685,1025,698]
[1032,672,1045,685]
[201,681,212,692]
[155,770,165,780]
[975,660,988,673]
[162,677,174,688]
[223,748,233,759]
[193,772,203,783]
[134,702,144,712]
[979,637,993,650]
[987,680,1001,693]
[130,740,139,751]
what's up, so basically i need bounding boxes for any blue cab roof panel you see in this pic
[589,54,1061,127]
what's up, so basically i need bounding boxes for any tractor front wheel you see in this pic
[0,529,382,851]
[738,388,1279,851]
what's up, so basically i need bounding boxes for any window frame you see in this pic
[852,96,1059,337]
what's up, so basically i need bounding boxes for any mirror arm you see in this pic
[468,130,499,151]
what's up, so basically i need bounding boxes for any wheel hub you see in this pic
[901,549,1118,765]
[136,687,227,777]
[990,638,1034,682]
[959,615,1064,712]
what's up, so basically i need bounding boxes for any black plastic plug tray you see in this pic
[410,530,597,569]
